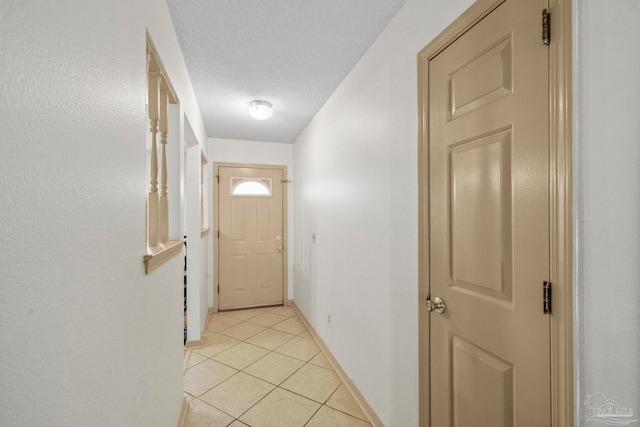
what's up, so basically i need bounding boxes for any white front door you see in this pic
[217,165,285,310]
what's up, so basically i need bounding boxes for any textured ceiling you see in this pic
[165,0,407,143]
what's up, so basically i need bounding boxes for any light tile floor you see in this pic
[184,306,371,427]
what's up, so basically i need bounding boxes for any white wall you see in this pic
[573,1,640,423]
[145,0,208,149]
[209,138,295,300]
[204,160,215,309]
[186,143,203,341]
[149,0,211,346]
[291,0,473,424]
[0,1,206,425]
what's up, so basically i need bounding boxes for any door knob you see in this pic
[426,296,446,314]
[276,235,284,252]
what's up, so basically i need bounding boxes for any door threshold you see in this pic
[218,302,284,312]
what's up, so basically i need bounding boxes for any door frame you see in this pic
[417,0,573,425]
[212,162,289,313]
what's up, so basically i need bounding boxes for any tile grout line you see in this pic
[186,306,370,426]
[301,402,324,427]
[223,310,313,425]
[291,302,379,426]
[239,316,320,418]
[323,383,371,423]
[197,309,314,422]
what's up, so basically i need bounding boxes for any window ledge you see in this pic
[144,240,183,274]
[201,227,211,238]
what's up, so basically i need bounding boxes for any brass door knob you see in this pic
[426,296,446,314]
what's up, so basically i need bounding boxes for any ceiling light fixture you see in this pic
[248,100,273,120]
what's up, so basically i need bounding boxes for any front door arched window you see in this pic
[231,178,272,197]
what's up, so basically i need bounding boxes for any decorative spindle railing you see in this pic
[147,67,160,248]
[159,80,169,244]
[144,40,181,274]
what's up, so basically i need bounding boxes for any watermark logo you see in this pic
[584,392,638,426]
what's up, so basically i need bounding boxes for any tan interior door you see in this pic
[428,0,550,425]
[218,166,284,310]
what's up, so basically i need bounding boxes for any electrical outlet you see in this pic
[312,233,316,243]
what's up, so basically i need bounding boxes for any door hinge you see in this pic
[217,285,220,294]
[543,281,552,314]
[217,230,220,238]
[216,175,220,184]
[542,9,550,46]
[281,179,291,183]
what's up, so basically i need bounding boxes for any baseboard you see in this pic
[183,350,192,372]
[177,397,189,427]
[184,339,202,349]
[202,311,211,336]
[286,299,293,306]
[184,310,211,349]
[291,302,385,427]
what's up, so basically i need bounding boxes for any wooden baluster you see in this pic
[159,80,169,243]
[147,71,160,248]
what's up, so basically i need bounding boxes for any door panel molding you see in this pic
[417,0,572,425]
[213,162,288,312]
[451,333,515,426]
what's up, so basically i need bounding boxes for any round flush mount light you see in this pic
[249,100,273,120]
